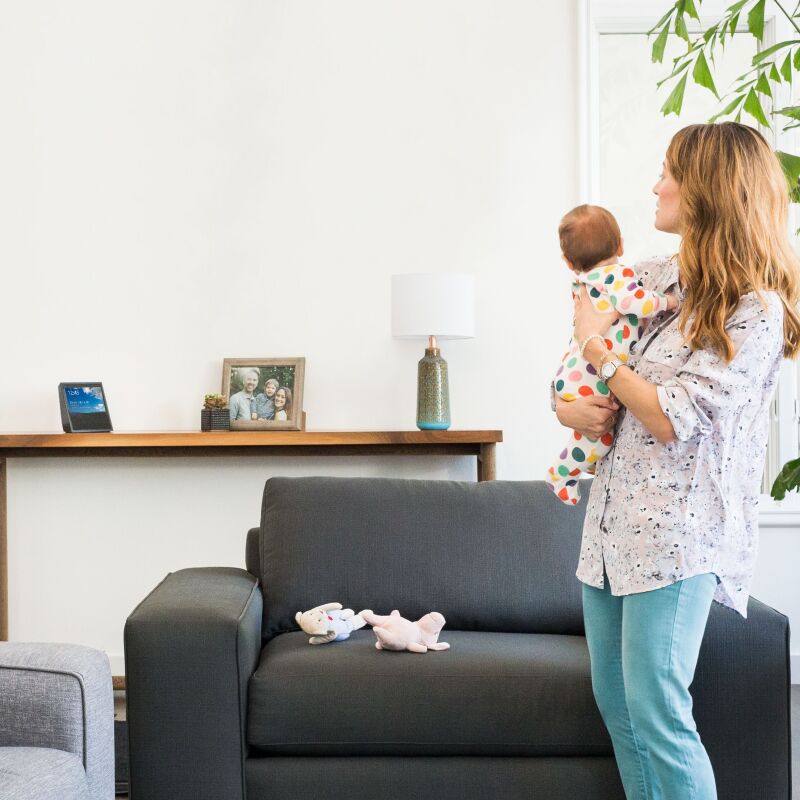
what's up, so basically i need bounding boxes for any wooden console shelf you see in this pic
[0,429,502,641]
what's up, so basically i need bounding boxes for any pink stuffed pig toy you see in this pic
[359,609,450,653]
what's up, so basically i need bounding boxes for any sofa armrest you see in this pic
[124,567,262,800]
[693,595,791,800]
[0,642,114,800]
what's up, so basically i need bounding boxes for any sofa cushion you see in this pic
[247,629,611,757]
[0,747,90,800]
[258,477,591,638]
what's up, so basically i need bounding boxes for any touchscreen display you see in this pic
[64,386,107,415]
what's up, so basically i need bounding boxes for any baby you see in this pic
[546,204,678,506]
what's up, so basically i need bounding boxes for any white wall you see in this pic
[0,1,578,672]
[1,1,797,680]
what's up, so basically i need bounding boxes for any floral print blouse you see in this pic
[575,255,785,617]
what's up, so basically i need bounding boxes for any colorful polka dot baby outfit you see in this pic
[547,261,671,505]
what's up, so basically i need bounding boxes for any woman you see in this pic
[273,386,293,421]
[559,123,800,799]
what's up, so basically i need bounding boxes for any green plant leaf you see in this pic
[729,11,740,36]
[735,64,762,82]
[771,63,783,82]
[733,78,758,93]
[657,58,692,87]
[709,93,745,121]
[754,71,772,97]
[747,0,766,41]
[753,39,800,64]
[693,50,719,97]
[648,7,676,36]
[770,455,800,500]
[781,51,793,82]
[776,150,800,181]
[652,24,670,62]
[775,104,800,119]
[743,85,770,126]
[675,13,690,42]
[726,0,750,13]
[661,73,689,115]
[684,0,700,19]
[794,47,800,69]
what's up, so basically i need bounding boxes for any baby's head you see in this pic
[558,204,623,272]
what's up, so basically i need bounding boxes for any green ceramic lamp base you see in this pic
[417,421,451,430]
[416,345,451,431]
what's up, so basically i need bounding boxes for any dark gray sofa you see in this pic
[124,477,792,800]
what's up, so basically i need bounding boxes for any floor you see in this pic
[116,687,800,797]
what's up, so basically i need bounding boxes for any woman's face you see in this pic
[652,161,681,234]
[275,389,286,409]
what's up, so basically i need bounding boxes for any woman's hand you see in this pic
[556,394,620,439]
[573,284,621,345]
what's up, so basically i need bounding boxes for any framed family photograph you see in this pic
[222,358,306,431]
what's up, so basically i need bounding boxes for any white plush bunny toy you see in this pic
[295,602,366,645]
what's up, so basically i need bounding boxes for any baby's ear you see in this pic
[617,237,624,257]
[561,254,575,270]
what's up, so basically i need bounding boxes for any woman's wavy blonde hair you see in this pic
[666,122,800,361]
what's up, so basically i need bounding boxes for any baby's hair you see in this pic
[558,204,621,271]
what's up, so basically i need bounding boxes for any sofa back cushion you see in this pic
[258,476,590,638]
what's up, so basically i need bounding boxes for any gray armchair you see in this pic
[125,477,792,800]
[0,643,114,800]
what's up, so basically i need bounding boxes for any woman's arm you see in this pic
[582,339,676,444]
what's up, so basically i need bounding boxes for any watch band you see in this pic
[601,355,622,382]
[549,381,557,412]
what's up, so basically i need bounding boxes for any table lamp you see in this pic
[391,273,476,430]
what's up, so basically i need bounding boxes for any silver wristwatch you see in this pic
[600,358,622,382]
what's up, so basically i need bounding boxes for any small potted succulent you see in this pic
[201,394,230,432]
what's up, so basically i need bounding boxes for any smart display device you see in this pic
[58,383,113,433]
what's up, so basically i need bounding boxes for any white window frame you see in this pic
[578,0,800,523]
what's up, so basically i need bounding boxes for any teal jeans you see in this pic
[582,565,719,800]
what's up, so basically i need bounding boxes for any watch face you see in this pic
[601,362,616,379]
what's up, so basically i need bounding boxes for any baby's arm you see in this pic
[594,265,672,318]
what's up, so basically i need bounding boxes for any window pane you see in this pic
[598,32,756,264]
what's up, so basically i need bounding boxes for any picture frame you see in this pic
[222,358,305,431]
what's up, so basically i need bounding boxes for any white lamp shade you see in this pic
[391,273,476,340]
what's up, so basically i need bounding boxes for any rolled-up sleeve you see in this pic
[656,298,782,442]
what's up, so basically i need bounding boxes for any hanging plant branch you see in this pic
[649,0,800,187]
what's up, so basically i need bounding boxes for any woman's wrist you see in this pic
[583,339,607,371]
